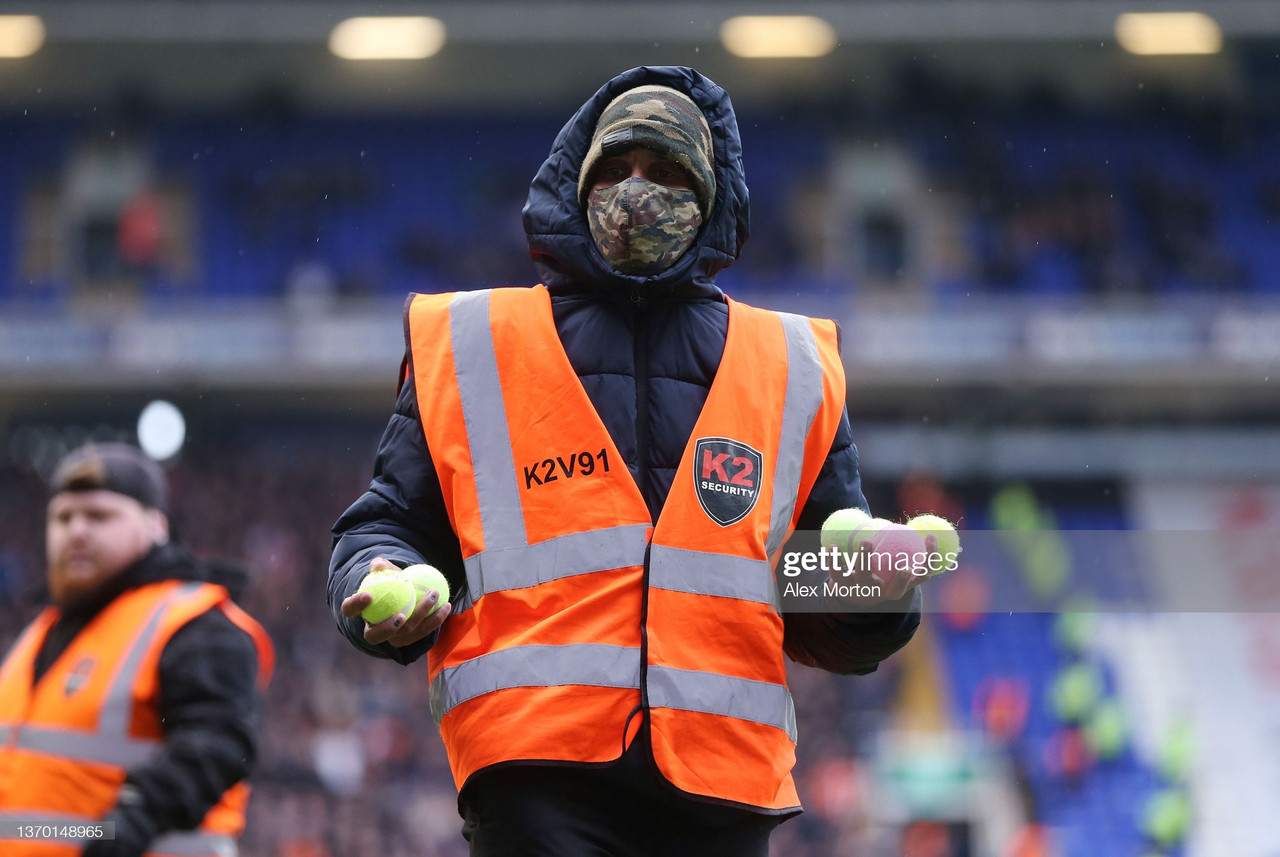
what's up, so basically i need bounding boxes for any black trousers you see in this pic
[461,731,784,857]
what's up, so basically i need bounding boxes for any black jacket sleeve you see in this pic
[782,407,922,676]
[85,608,262,857]
[328,371,467,665]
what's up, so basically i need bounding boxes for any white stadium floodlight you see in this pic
[329,16,446,60]
[1115,12,1222,56]
[720,15,837,59]
[0,15,44,58]
[137,400,187,462]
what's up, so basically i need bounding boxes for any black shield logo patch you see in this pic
[693,437,764,527]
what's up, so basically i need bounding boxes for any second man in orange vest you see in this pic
[0,443,273,857]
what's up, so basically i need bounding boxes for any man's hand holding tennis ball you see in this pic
[340,557,453,646]
[819,508,961,602]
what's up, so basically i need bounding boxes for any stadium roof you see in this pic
[0,1,1275,110]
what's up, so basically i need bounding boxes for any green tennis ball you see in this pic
[820,508,873,550]
[1054,599,1097,654]
[358,570,416,625]
[1160,719,1196,784]
[854,518,892,551]
[907,514,962,575]
[1084,699,1128,760]
[1050,663,1103,723]
[1143,789,1191,847]
[402,563,451,617]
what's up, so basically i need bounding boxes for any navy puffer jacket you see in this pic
[328,66,919,672]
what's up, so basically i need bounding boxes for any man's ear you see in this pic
[147,509,170,545]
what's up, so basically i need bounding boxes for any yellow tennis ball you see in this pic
[402,563,451,617]
[820,507,873,550]
[851,517,891,552]
[907,514,962,575]
[358,570,416,625]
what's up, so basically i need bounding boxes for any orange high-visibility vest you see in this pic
[407,285,845,812]
[0,580,274,857]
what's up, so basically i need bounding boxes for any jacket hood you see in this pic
[523,66,750,303]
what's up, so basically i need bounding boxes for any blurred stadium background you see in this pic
[2,2,1280,855]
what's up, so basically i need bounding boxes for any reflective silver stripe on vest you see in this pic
[12,583,204,767]
[447,291,650,615]
[100,583,204,741]
[647,664,798,743]
[647,545,778,609]
[15,726,158,767]
[150,829,238,857]
[765,313,826,559]
[430,643,640,726]
[455,524,650,613]
[0,725,10,745]
[449,289,528,551]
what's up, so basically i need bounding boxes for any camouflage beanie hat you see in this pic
[578,85,716,219]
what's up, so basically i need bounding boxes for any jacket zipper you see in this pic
[632,288,649,518]
[633,289,653,727]
[637,541,654,727]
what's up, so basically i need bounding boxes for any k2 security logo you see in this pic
[693,437,763,526]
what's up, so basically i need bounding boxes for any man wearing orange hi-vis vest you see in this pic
[330,66,928,855]
[0,443,273,857]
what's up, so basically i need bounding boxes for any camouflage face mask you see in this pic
[586,178,703,276]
